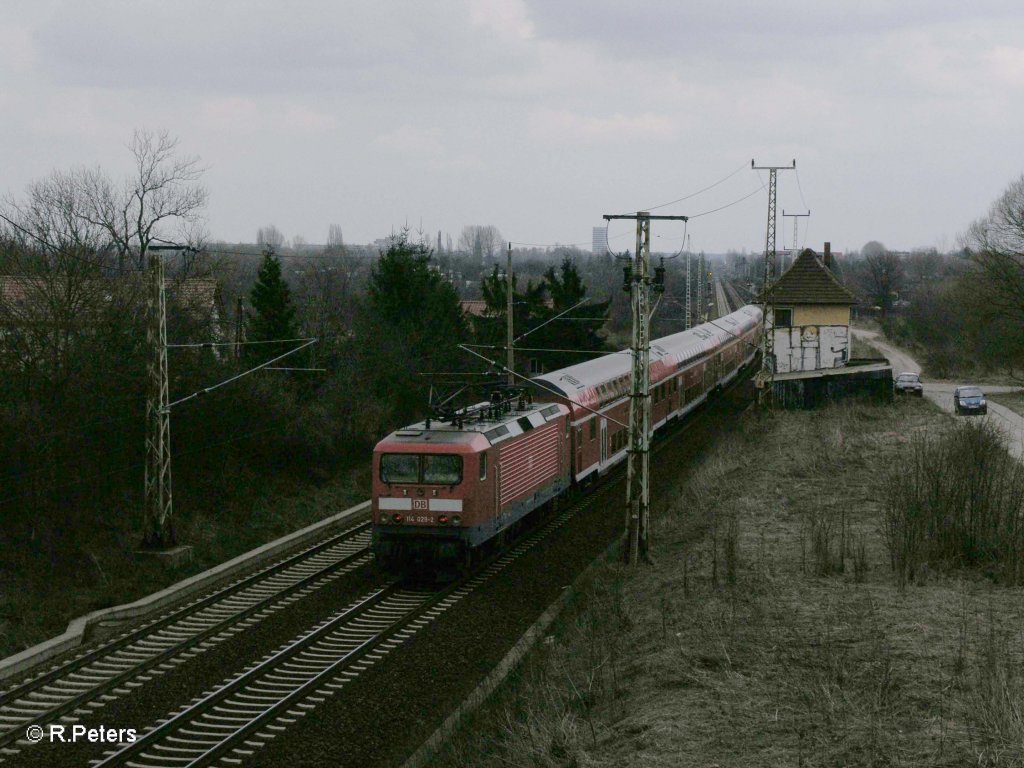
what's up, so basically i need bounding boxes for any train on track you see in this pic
[372,304,763,572]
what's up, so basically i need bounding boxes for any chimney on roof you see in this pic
[823,242,832,269]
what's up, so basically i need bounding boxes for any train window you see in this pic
[380,454,464,484]
[380,454,419,484]
[423,455,463,485]
[517,416,534,432]
[479,452,488,481]
[541,405,560,419]
[589,419,596,441]
[485,425,509,442]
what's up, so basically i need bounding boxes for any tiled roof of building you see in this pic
[460,299,491,317]
[0,276,220,318]
[767,249,857,305]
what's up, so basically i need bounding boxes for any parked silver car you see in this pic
[953,386,987,415]
[894,372,923,397]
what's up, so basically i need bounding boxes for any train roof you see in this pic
[376,401,569,452]
[532,305,762,412]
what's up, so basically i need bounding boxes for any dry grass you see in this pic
[431,398,1024,768]
[850,334,888,362]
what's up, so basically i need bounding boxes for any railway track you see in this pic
[86,382,746,767]
[721,280,745,314]
[91,499,589,767]
[0,518,372,761]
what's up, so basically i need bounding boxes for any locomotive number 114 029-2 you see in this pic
[408,515,434,524]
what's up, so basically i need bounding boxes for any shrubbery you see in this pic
[884,419,1024,585]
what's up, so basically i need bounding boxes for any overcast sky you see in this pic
[3,0,1023,255]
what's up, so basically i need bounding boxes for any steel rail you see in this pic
[0,520,372,754]
[92,490,620,767]
[87,369,756,767]
[92,584,425,767]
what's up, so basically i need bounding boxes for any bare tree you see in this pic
[79,129,207,274]
[966,174,1024,324]
[863,249,904,318]
[861,240,886,260]
[457,225,502,264]
[0,171,132,391]
[326,224,344,251]
[257,224,286,249]
[905,248,942,284]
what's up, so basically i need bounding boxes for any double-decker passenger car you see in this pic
[532,305,761,484]
[371,305,762,572]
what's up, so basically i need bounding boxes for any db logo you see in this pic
[412,499,428,510]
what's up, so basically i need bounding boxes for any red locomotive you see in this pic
[372,305,762,571]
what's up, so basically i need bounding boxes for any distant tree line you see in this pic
[0,136,623,566]
[839,175,1024,378]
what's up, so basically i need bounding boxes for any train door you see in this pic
[575,426,583,475]
[600,418,608,466]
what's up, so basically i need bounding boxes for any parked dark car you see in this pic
[953,386,987,415]
[894,372,923,397]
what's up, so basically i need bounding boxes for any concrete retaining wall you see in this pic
[0,500,370,683]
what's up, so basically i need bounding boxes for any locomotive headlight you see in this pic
[392,513,405,524]
[451,515,462,526]
[438,515,449,525]
[377,515,388,525]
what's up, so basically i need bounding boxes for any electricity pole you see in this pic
[698,252,707,322]
[751,159,795,409]
[782,209,810,263]
[234,296,245,360]
[506,242,514,386]
[684,236,692,330]
[685,249,692,330]
[143,245,177,549]
[604,211,686,565]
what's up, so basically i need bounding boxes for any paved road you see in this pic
[853,328,1024,460]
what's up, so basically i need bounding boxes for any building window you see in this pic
[529,358,543,374]
[775,307,793,328]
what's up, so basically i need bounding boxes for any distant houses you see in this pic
[0,275,223,367]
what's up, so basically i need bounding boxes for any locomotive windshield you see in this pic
[380,454,463,485]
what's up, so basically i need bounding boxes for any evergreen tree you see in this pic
[474,257,610,375]
[536,257,610,369]
[248,247,299,353]
[357,230,469,427]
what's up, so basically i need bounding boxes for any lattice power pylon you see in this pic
[783,209,810,263]
[685,249,692,330]
[144,246,175,548]
[751,159,795,408]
